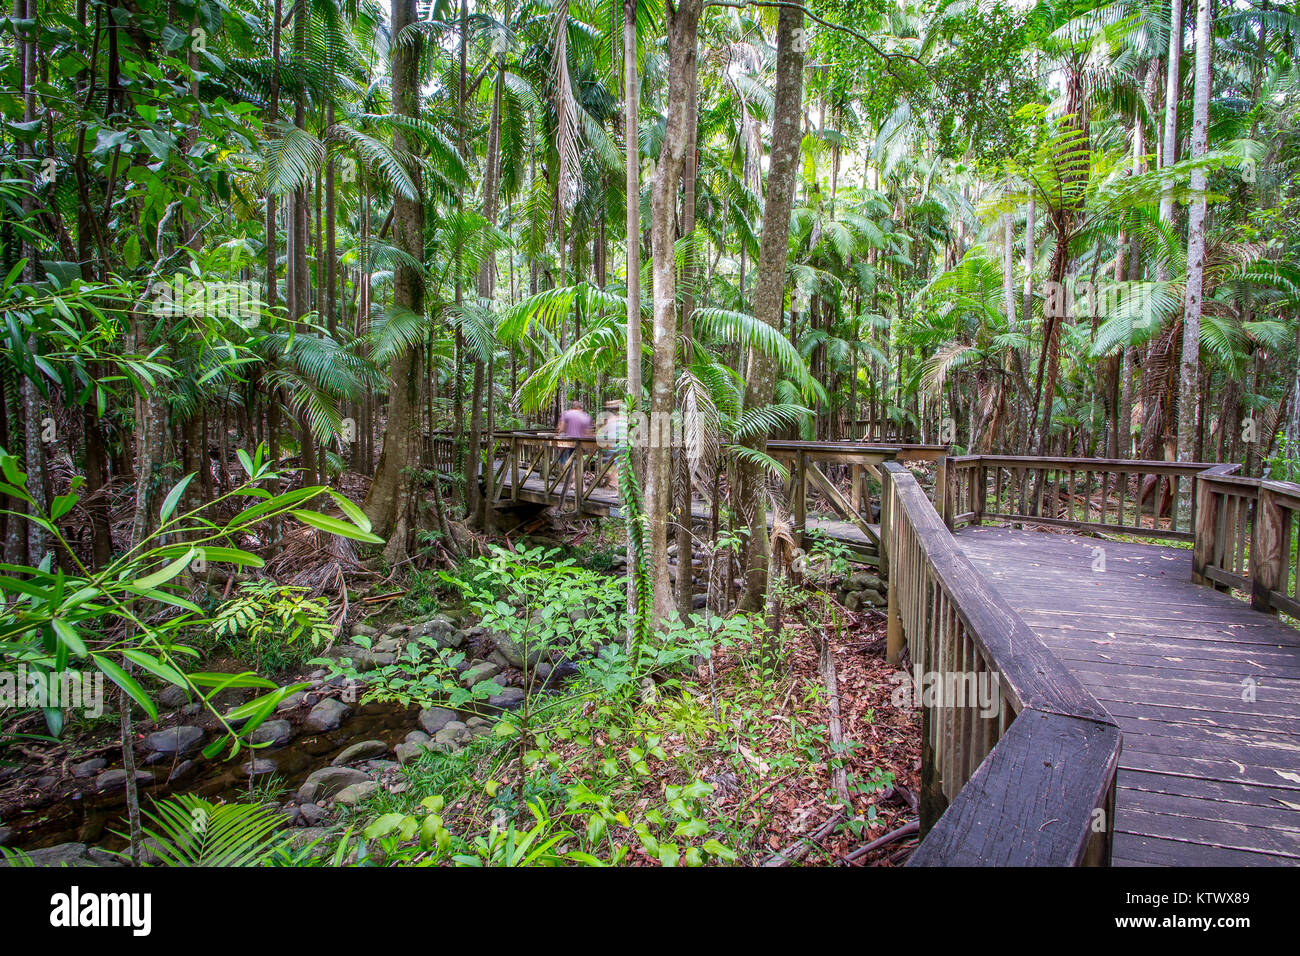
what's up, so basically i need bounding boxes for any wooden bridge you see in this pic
[438,432,1300,866]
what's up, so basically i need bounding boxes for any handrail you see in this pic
[940,454,1237,541]
[881,461,1120,866]
[1194,467,1300,616]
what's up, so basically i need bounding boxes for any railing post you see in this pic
[794,450,807,550]
[511,435,519,502]
[936,456,953,531]
[1250,483,1286,614]
[574,443,585,515]
[883,468,903,666]
[972,464,986,526]
[1192,474,1216,586]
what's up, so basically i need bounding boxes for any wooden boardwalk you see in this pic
[955,525,1300,866]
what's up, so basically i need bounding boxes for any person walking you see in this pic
[556,398,592,465]
[596,400,627,488]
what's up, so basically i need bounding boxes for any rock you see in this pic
[288,827,332,855]
[241,758,277,776]
[461,661,501,688]
[860,589,886,607]
[276,691,305,712]
[0,842,122,868]
[414,613,461,649]
[373,637,401,654]
[487,687,526,710]
[466,717,493,737]
[303,698,350,733]
[167,760,196,784]
[385,623,411,638]
[486,650,511,670]
[350,622,379,639]
[142,725,204,756]
[0,827,10,846]
[394,743,425,766]
[296,766,369,803]
[404,730,431,746]
[182,703,201,717]
[433,722,471,749]
[692,593,707,609]
[845,592,862,612]
[491,633,543,670]
[308,669,327,680]
[331,740,389,766]
[250,719,293,747]
[367,760,398,773]
[95,769,152,791]
[847,571,883,592]
[333,781,379,807]
[418,707,457,736]
[72,757,107,779]
[331,646,395,672]
[158,685,190,708]
[298,803,327,827]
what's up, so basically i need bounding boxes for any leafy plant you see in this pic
[212,582,333,672]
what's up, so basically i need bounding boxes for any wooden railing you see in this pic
[1194,469,1300,616]
[496,432,619,516]
[880,461,1120,866]
[940,455,1236,541]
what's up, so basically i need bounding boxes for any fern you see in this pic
[617,438,652,658]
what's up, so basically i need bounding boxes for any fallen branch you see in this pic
[762,809,846,867]
[817,629,852,807]
[841,820,920,865]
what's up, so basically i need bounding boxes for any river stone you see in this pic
[167,760,197,784]
[297,766,369,803]
[0,842,122,868]
[350,622,379,639]
[298,803,327,827]
[333,781,379,807]
[845,592,863,612]
[332,740,388,766]
[491,632,546,669]
[250,719,293,747]
[276,691,305,712]
[488,687,526,710]
[860,589,886,607]
[303,698,350,733]
[847,571,883,592]
[288,827,332,855]
[404,730,431,746]
[158,685,190,708]
[418,707,456,736]
[373,637,401,654]
[394,743,425,766]
[95,768,152,791]
[143,725,204,756]
[332,646,395,672]
[241,758,277,776]
[72,757,107,778]
[0,827,10,846]
[466,717,493,737]
[433,722,470,748]
[461,661,500,689]
[487,650,511,670]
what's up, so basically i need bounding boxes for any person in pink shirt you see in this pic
[556,399,592,463]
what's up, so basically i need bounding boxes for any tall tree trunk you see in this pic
[362,0,424,559]
[674,46,700,617]
[647,0,701,624]
[736,4,805,612]
[1177,0,1212,505]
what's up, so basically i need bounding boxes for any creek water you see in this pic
[5,699,421,853]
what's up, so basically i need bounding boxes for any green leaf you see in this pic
[158,474,195,523]
[93,654,157,721]
[50,618,86,657]
[290,509,384,544]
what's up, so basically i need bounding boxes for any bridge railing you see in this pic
[940,454,1233,541]
[1193,469,1300,616]
[881,461,1121,866]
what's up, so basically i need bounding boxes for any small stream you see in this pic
[4,698,421,853]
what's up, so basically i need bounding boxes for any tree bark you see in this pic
[736,5,805,612]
